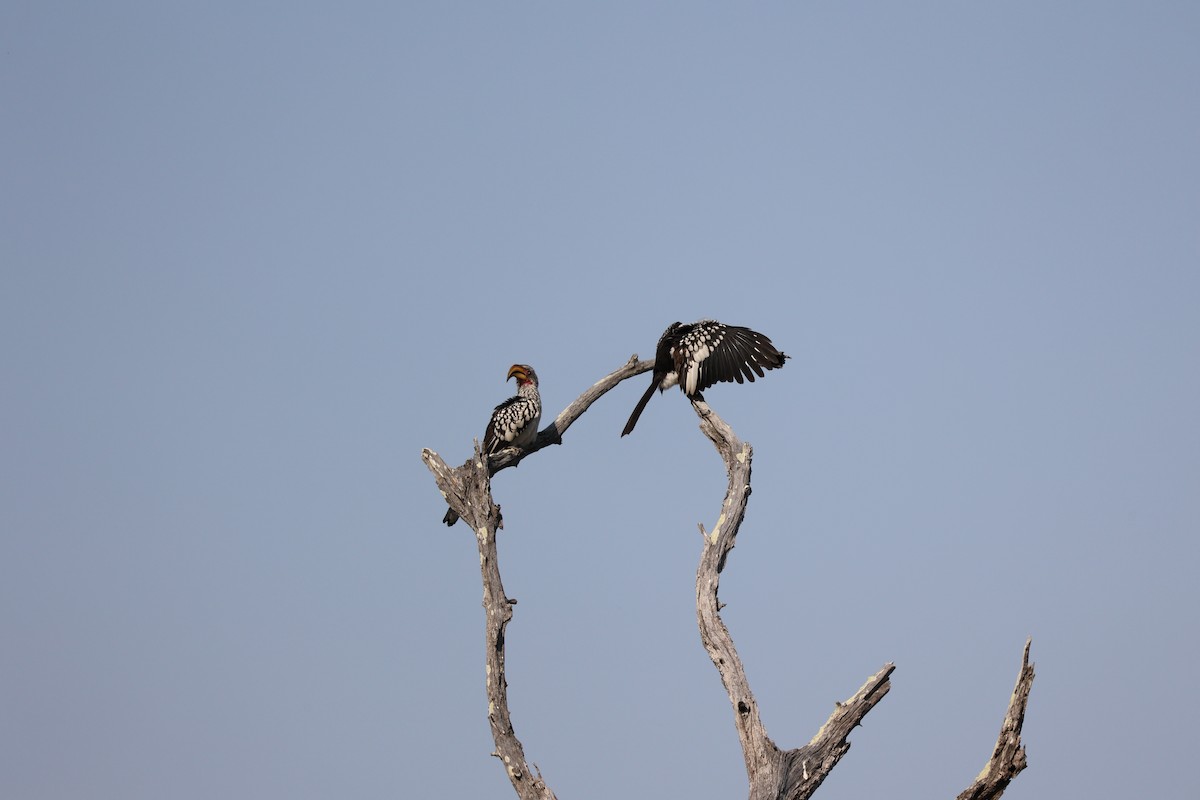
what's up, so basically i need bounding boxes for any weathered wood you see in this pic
[691,396,1033,800]
[423,355,1036,800]
[956,639,1035,800]
[420,356,653,799]
[691,398,894,800]
[421,443,556,800]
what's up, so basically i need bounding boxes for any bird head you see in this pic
[507,364,537,386]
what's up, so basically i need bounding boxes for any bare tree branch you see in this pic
[421,442,556,800]
[423,356,1036,800]
[487,355,653,473]
[420,356,652,799]
[956,639,1035,800]
[782,663,895,796]
[431,356,652,525]
[690,397,894,800]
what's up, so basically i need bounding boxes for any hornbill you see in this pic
[443,364,541,526]
[622,320,787,436]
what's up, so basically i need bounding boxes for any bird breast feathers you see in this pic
[491,398,540,446]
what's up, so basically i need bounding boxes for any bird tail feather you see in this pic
[621,381,659,437]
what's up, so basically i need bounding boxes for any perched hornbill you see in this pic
[443,364,542,526]
[621,320,787,436]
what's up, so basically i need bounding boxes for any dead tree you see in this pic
[422,356,1034,800]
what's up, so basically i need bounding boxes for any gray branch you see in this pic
[956,639,1036,800]
[422,356,1036,800]
[420,356,651,800]
[421,442,557,800]
[487,355,653,473]
[690,398,894,800]
[689,398,1034,800]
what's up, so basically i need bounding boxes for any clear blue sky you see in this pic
[3,4,1197,798]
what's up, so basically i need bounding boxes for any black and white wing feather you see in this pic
[483,394,541,454]
[681,322,783,395]
[622,320,787,436]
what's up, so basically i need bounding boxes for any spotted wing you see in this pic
[677,321,788,396]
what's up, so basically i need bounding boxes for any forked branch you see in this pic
[690,398,1033,800]
[422,357,1036,800]
[691,398,893,800]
